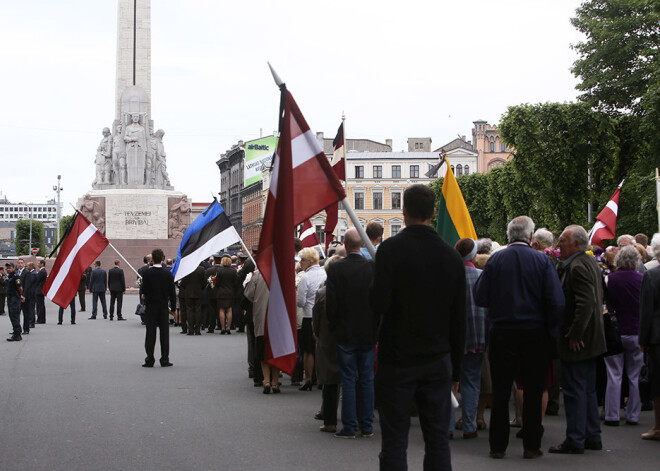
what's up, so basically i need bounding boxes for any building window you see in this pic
[354,191,364,210]
[373,191,383,210]
[315,225,325,244]
[410,165,419,178]
[373,165,382,179]
[456,164,463,176]
[355,166,364,179]
[489,140,495,152]
[391,191,402,210]
[451,165,455,174]
[464,165,470,175]
[391,223,402,237]
[392,165,401,179]
[500,142,506,152]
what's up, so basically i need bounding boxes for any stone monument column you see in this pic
[115,0,151,119]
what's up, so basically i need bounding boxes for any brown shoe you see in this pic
[641,429,660,441]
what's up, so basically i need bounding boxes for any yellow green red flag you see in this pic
[435,157,477,246]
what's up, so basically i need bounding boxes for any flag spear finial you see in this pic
[267,62,285,88]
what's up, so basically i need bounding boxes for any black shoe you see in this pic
[604,420,620,426]
[263,383,271,394]
[80,309,85,312]
[142,362,154,368]
[585,440,603,450]
[109,317,114,321]
[88,316,96,320]
[320,425,337,433]
[272,386,281,394]
[226,330,231,335]
[548,442,584,454]
[22,330,29,334]
[523,449,543,459]
[103,316,107,319]
[6,335,22,342]
[117,317,126,321]
[626,420,638,426]
[187,332,194,336]
[314,412,324,421]
[489,451,505,459]
[298,381,313,391]
[160,362,173,367]
[180,331,188,334]
[463,431,478,439]
[57,322,62,325]
[71,322,76,325]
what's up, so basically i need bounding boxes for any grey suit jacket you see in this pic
[640,266,660,346]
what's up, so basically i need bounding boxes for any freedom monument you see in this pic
[77,0,191,271]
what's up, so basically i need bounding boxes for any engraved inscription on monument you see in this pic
[104,191,171,239]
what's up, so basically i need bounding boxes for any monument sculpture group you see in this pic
[76,0,191,271]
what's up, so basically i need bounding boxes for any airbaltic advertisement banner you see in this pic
[244,136,278,187]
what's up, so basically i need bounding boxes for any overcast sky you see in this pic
[0,0,584,216]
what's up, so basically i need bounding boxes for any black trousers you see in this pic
[92,292,107,317]
[322,384,340,426]
[109,291,123,318]
[36,294,46,323]
[145,311,170,363]
[78,289,86,311]
[207,299,219,332]
[376,354,453,471]
[58,300,76,324]
[7,296,21,335]
[179,296,188,333]
[0,292,6,314]
[185,297,201,334]
[21,299,33,332]
[488,328,550,453]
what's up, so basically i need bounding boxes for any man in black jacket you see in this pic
[141,248,176,367]
[370,184,466,471]
[327,227,377,438]
[24,262,38,331]
[108,260,126,321]
[180,263,206,335]
[88,261,108,320]
[35,260,47,323]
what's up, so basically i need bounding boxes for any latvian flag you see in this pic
[300,219,320,249]
[588,181,624,248]
[257,87,346,374]
[324,121,346,250]
[171,200,241,282]
[42,212,109,308]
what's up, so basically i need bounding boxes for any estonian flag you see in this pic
[171,200,241,282]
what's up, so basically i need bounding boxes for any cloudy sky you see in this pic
[0,0,585,215]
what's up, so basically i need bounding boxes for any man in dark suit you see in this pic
[24,262,38,331]
[327,227,377,438]
[35,260,48,323]
[474,216,565,459]
[180,263,206,336]
[370,184,466,470]
[108,260,126,321]
[0,266,7,315]
[17,258,29,333]
[639,264,660,440]
[78,266,91,311]
[88,261,108,320]
[549,225,607,455]
[140,248,176,367]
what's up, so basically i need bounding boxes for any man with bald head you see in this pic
[326,227,377,438]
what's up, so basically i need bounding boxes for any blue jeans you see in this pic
[562,357,601,448]
[336,343,376,434]
[450,352,483,433]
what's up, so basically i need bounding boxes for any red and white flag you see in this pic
[300,219,320,248]
[324,122,346,250]
[257,87,346,374]
[42,212,109,308]
[588,180,624,248]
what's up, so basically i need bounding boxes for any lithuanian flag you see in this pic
[435,156,477,246]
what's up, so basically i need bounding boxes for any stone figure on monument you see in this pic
[112,124,127,185]
[146,136,156,185]
[124,113,147,185]
[168,195,191,238]
[153,129,171,187]
[94,128,113,186]
[80,194,106,234]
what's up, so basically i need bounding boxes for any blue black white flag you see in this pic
[171,200,241,282]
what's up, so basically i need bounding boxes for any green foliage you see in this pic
[15,220,46,257]
[571,0,660,114]
[59,215,74,238]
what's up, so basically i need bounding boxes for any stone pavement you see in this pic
[0,294,657,470]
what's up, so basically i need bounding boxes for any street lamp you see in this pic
[53,175,63,244]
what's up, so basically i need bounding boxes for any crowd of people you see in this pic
[3,184,660,469]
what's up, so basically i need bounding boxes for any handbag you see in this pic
[135,303,146,316]
[602,312,623,357]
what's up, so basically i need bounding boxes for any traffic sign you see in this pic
[31,248,39,255]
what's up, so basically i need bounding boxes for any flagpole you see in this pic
[238,237,257,269]
[342,197,376,258]
[106,241,140,278]
[341,112,348,241]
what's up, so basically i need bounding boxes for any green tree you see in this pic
[499,102,618,231]
[571,0,660,115]
[15,220,46,256]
